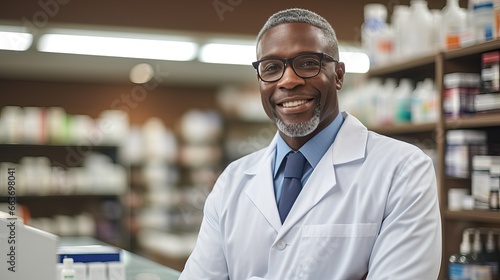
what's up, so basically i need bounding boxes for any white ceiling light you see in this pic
[0,26,33,51]
[199,43,256,65]
[340,51,370,73]
[130,63,155,84]
[37,31,198,61]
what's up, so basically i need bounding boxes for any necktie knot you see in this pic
[284,151,307,179]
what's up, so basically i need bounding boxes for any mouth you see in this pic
[278,98,314,108]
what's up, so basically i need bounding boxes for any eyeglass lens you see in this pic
[258,54,322,82]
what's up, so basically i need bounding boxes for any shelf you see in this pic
[445,113,500,129]
[367,54,436,80]
[0,193,124,199]
[444,210,500,224]
[444,39,500,60]
[0,143,118,150]
[366,39,500,280]
[368,122,436,135]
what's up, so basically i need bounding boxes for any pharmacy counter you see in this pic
[59,236,181,280]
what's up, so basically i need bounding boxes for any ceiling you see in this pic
[0,0,459,88]
[0,27,259,87]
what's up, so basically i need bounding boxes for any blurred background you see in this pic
[3,0,496,276]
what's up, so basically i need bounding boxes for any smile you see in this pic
[280,99,312,108]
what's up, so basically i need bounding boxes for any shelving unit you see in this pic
[366,40,500,280]
[0,143,127,247]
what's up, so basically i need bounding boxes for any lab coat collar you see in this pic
[244,135,283,232]
[243,112,368,233]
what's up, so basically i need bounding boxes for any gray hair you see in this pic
[256,8,339,59]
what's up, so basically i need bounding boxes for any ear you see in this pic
[335,62,346,90]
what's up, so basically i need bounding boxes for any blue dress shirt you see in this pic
[273,112,344,202]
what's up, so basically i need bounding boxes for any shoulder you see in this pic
[223,146,269,174]
[366,130,428,158]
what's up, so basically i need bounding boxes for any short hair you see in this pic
[256,8,339,59]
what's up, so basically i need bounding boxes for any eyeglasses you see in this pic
[252,52,338,82]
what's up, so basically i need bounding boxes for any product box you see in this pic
[446,130,488,178]
[443,73,481,118]
[474,92,500,112]
[472,155,500,209]
[481,51,500,93]
[57,245,121,263]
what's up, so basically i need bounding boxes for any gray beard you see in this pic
[275,104,320,138]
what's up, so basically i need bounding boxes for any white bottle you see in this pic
[441,0,467,50]
[471,0,495,43]
[394,78,414,124]
[411,81,424,124]
[423,78,438,122]
[362,3,391,66]
[61,257,75,279]
[391,5,410,60]
[408,0,433,57]
[430,9,443,52]
[375,78,397,125]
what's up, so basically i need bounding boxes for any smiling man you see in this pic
[179,8,442,280]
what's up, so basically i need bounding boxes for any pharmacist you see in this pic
[180,7,442,280]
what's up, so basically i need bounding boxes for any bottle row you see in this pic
[362,0,500,66]
[58,258,125,280]
[449,228,500,280]
[0,106,129,146]
[0,106,225,166]
[339,78,438,127]
[0,153,127,196]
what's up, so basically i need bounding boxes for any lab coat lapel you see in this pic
[277,143,336,236]
[277,112,368,236]
[244,135,282,233]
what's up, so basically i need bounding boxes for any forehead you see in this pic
[257,23,327,59]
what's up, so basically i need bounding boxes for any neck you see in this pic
[280,132,312,151]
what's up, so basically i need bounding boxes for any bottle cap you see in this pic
[63,257,74,269]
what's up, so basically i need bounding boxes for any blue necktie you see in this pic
[278,151,307,223]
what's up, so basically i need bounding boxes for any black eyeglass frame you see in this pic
[252,52,338,82]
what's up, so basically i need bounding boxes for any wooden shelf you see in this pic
[367,38,500,280]
[0,193,124,199]
[444,210,500,224]
[444,40,500,60]
[445,113,500,129]
[369,122,436,135]
[368,54,436,79]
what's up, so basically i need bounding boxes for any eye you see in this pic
[297,57,320,69]
[261,60,283,74]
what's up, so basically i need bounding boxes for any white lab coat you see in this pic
[180,112,442,280]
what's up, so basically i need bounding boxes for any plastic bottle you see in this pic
[411,81,424,124]
[391,5,410,60]
[431,9,443,52]
[61,257,75,279]
[407,0,433,57]
[423,78,439,122]
[449,229,477,280]
[441,0,467,50]
[362,4,392,66]
[471,0,495,43]
[394,78,413,124]
[412,79,437,124]
[375,78,397,125]
[481,231,500,280]
[473,229,494,280]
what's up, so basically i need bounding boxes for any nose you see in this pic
[276,64,305,89]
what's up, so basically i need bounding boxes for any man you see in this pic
[179,8,441,280]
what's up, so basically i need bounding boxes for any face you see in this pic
[256,23,345,147]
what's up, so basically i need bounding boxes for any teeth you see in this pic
[282,100,307,108]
